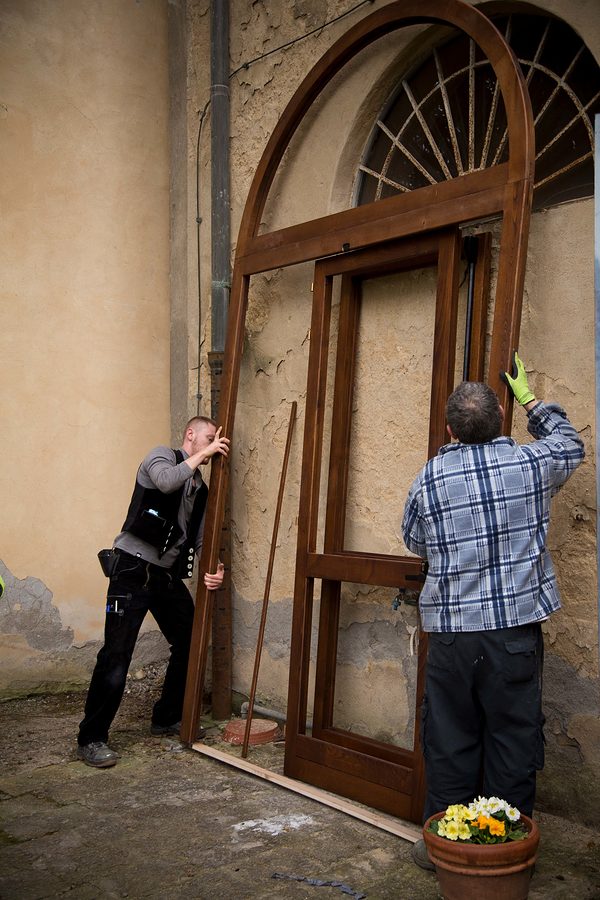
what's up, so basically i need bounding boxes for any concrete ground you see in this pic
[1,679,600,900]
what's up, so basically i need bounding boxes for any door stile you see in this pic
[489,179,534,416]
[427,228,462,458]
[467,232,493,382]
[313,274,362,734]
[286,269,334,748]
[411,226,462,821]
[323,274,361,556]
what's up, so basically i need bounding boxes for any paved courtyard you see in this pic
[1,683,599,899]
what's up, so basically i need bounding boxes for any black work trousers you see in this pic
[78,551,194,746]
[421,623,544,822]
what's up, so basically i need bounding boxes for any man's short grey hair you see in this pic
[446,382,503,444]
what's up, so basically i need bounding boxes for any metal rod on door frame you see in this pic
[241,401,297,758]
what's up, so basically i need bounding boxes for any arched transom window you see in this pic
[355,11,600,210]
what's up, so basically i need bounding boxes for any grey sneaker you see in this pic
[77,741,118,768]
[412,838,435,871]
[150,721,206,739]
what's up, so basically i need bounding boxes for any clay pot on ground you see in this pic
[422,812,539,900]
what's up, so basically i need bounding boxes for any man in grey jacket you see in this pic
[77,416,229,767]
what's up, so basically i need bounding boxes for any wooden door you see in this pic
[284,229,463,823]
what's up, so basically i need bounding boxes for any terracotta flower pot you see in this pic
[423,812,539,900]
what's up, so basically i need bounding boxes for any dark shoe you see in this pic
[412,838,435,871]
[77,741,118,768]
[150,721,206,739]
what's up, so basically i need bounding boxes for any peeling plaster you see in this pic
[0,561,73,652]
[232,587,420,746]
[0,559,170,699]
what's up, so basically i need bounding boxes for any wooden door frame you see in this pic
[180,2,535,811]
[282,230,462,821]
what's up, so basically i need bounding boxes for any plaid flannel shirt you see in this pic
[401,402,585,632]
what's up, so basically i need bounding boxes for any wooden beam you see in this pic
[306,552,424,587]
[190,742,421,843]
[238,167,508,275]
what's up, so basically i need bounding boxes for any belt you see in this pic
[115,548,173,577]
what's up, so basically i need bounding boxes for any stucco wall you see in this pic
[0,0,172,694]
[188,0,599,821]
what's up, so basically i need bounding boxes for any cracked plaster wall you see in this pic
[188,0,600,821]
[0,0,172,696]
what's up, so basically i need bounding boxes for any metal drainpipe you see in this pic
[209,0,232,719]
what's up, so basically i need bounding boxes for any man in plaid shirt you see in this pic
[402,354,584,870]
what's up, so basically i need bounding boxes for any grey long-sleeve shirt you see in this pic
[113,446,206,567]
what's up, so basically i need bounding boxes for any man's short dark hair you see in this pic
[446,382,503,444]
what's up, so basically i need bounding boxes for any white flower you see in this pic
[487,796,503,814]
[475,796,489,814]
[505,805,520,822]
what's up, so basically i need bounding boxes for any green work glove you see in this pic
[501,351,536,405]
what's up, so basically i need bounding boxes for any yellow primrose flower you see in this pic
[444,820,460,840]
[429,797,525,845]
[446,804,468,820]
[489,818,505,836]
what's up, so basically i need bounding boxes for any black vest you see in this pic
[122,450,208,576]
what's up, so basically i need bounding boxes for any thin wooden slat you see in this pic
[191,742,421,843]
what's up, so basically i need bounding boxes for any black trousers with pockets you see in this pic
[78,551,194,746]
[421,623,544,821]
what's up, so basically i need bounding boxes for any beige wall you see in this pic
[0,0,171,691]
[188,0,599,820]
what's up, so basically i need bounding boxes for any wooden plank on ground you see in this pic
[191,742,421,844]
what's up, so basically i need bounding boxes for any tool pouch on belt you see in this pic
[98,548,120,578]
